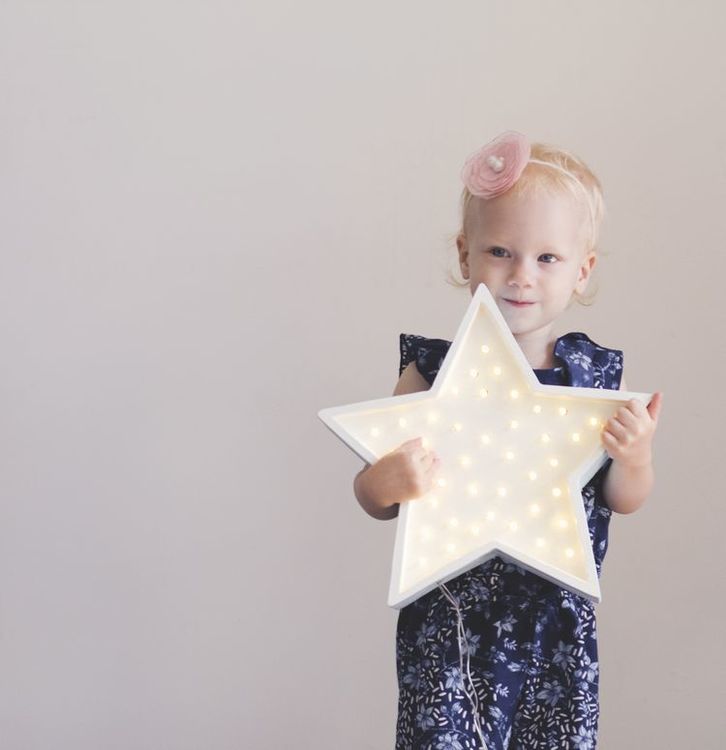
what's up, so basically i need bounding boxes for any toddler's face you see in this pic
[457,189,596,339]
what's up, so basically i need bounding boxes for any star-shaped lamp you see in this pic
[319,283,652,609]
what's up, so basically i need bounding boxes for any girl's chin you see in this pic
[499,312,540,336]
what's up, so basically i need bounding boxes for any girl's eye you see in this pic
[539,254,558,263]
[489,247,509,258]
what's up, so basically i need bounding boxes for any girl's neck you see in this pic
[514,331,558,370]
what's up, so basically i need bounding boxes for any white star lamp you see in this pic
[319,283,652,609]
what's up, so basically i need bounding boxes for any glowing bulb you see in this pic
[530,504,541,516]
[565,548,575,558]
[467,483,479,496]
[552,487,562,497]
[541,433,551,444]
[452,422,463,432]
[510,389,519,400]
[469,368,479,378]
[479,388,489,399]
[460,455,471,467]
[371,427,380,437]
[533,404,542,414]
[480,434,491,445]
[486,510,497,521]
[436,478,447,488]
[451,386,460,396]
[508,521,518,532]
[418,557,428,567]
[421,527,433,541]
[589,416,600,427]
[421,437,430,448]
[398,417,407,428]
[535,538,546,548]
[470,525,480,536]
[510,420,519,430]
[571,432,581,443]
[558,518,568,530]
[449,517,459,528]
[527,470,538,481]
[497,486,507,498]
[558,406,568,416]
[549,457,559,468]
[493,365,502,376]
[446,543,457,554]
[427,412,439,424]
[505,450,515,461]
[481,345,490,354]
[428,496,439,508]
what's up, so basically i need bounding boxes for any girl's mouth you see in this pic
[504,299,536,308]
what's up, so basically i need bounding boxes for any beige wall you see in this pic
[1,1,724,747]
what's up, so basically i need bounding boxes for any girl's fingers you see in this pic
[605,419,629,441]
[424,455,441,478]
[602,430,625,450]
[614,406,639,429]
[408,441,438,468]
[602,431,619,452]
[402,438,428,462]
[417,450,433,468]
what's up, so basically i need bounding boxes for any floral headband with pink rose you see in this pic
[460,131,594,225]
[461,130,595,244]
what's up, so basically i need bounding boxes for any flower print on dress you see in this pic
[601,349,624,378]
[433,732,465,750]
[416,621,438,647]
[493,613,517,638]
[462,628,481,657]
[552,640,578,673]
[493,683,510,700]
[444,666,466,692]
[415,706,437,732]
[402,663,424,690]
[575,653,599,685]
[569,350,593,370]
[571,724,596,750]
[468,578,493,610]
[536,679,567,707]
[439,701,465,720]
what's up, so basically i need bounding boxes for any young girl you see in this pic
[353,131,663,750]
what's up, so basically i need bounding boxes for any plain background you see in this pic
[2,1,725,748]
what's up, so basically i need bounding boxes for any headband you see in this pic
[461,130,596,239]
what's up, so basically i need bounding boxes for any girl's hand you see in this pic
[601,392,664,467]
[364,437,441,508]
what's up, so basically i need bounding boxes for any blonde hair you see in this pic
[446,140,607,307]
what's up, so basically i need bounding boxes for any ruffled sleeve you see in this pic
[553,332,625,515]
[553,332,624,390]
[399,333,452,387]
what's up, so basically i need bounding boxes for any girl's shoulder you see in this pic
[554,331,624,389]
[399,333,452,386]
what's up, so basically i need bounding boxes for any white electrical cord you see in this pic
[438,582,489,750]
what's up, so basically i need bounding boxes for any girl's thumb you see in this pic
[647,391,664,422]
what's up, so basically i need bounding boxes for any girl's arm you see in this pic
[353,363,436,521]
[602,375,664,514]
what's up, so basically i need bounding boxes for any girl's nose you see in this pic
[507,260,534,288]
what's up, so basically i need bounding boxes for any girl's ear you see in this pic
[575,250,597,293]
[457,234,470,280]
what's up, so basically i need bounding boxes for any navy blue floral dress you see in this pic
[395,331,624,750]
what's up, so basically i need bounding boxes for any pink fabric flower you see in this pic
[460,131,531,199]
